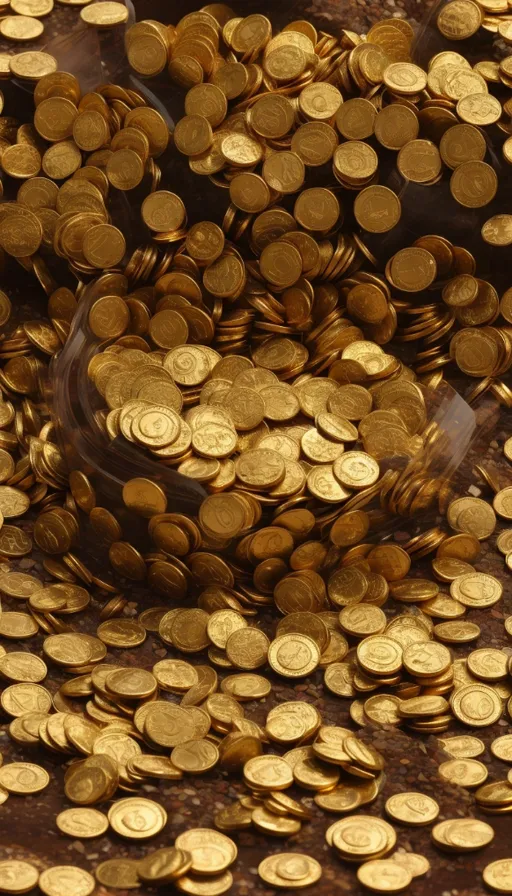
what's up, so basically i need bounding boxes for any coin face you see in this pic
[108,797,167,839]
[451,572,503,607]
[354,185,401,233]
[56,807,109,838]
[0,860,40,894]
[385,792,439,825]
[357,859,412,893]
[483,859,512,893]
[438,758,488,788]
[0,761,50,793]
[38,866,96,896]
[174,829,237,875]
[451,684,502,727]
[268,634,320,678]
[437,0,483,39]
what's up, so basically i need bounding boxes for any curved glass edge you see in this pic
[49,276,207,516]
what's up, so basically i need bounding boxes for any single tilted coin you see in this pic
[108,797,167,839]
[56,807,109,838]
[80,1,128,26]
[385,792,439,825]
[0,860,40,894]
[38,866,96,896]
[438,758,488,788]
[357,859,412,892]
[483,860,512,893]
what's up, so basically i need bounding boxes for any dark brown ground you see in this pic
[0,1,511,896]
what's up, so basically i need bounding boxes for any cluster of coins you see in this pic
[87,282,445,523]
[0,2,508,895]
[0,0,129,54]
[216,728,385,835]
[0,70,170,275]
[124,8,512,401]
[0,830,237,894]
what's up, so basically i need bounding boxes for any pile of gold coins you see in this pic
[0,0,129,57]
[124,3,512,401]
[0,1,508,895]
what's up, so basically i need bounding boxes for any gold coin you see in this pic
[440,125,486,170]
[95,859,141,889]
[494,487,512,520]
[244,755,293,791]
[1,15,44,40]
[491,735,512,763]
[142,191,186,232]
[450,683,502,727]
[220,131,263,167]
[353,185,401,234]
[439,735,485,759]
[294,187,340,232]
[357,859,412,892]
[483,860,512,893]
[403,641,451,678]
[175,871,233,895]
[56,807,109,838]
[437,0,483,39]
[438,758,488,788]
[388,247,437,292]
[450,160,497,208]
[38,867,95,896]
[80,1,128,26]
[0,612,39,639]
[476,781,512,808]
[174,828,237,874]
[467,647,507,681]
[1,144,41,178]
[82,224,126,269]
[434,621,480,643]
[171,739,219,774]
[0,860,39,894]
[298,82,341,120]
[138,847,192,884]
[357,636,403,676]
[10,51,57,79]
[333,451,379,489]
[383,62,427,94]
[0,761,50,794]
[225,628,270,670]
[390,853,430,879]
[108,797,167,839]
[185,221,224,263]
[330,814,396,858]
[397,139,441,183]
[450,572,502,607]
[499,532,512,555]
[268,634,320,678]
[385,792,439,826]
[291,121,338,166]
[374,104,419,150]
[185,83,227,128]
